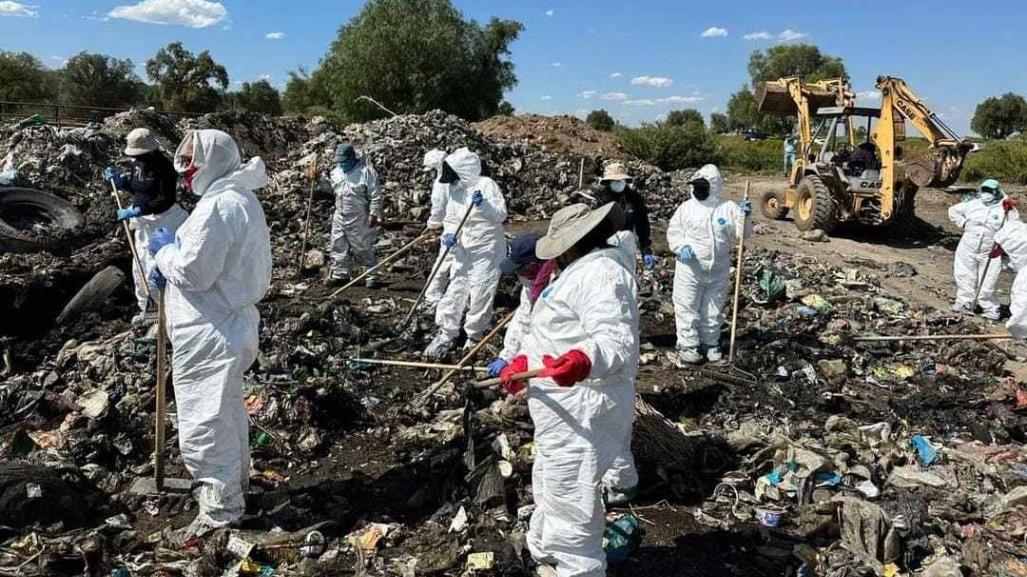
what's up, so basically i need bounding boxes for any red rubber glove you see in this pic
[540,350,592,387]
[1004,197,1017,213]
[499,355,529,395]
[991,244,1006,259]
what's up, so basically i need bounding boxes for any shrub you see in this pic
[586,109,614,131]
[716,136,782,174]
[616,122,716,171]
[962,139,1027,185]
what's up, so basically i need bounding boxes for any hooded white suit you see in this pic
[433,148,508,342]
[423,150,456,306]
[156,130,272,529]
[328,159,382,280]
[949,193,1019,316]
[667,164,751,351]
[995,220,1027,340]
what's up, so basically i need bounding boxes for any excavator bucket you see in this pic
[898,144,973,188]
[756,81,840,116]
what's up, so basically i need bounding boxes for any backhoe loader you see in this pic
[756,75,974,233]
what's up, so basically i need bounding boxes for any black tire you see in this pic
[0,187,85,253]
[793,175,838,233]
[55,266,126,325]
[759,190,789,220]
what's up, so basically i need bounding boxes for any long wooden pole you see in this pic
[348,357,489,372]
[728,182,751,364]
[296,175,317,276]
[854,333,1012,342]
[414,311,516,404]
[110,180,150,300]
[401,202,476,325]
[577,158,584,189]
[972,209,1010,307]
[473,368,544,389]
[325,231,432,299]
[154,289,167,490]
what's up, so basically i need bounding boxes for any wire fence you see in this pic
[0,101,201,129]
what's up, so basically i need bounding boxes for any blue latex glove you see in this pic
[487,358,508,377]
[677,245,695,263]
[117,206,142,221]
[149,267,167,290]
[442,233,457,248]
[471,191,484,206]
[148,227,175,256]
[740,199,753,215]
[103,167,127,189]
[643,252,657,270]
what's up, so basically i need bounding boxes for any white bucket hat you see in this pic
[599,161,632,183]
[124,128,160,156]
[536,202,617,261]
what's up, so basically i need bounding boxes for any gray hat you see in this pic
[124,128,160,156]
[536,202,616,261]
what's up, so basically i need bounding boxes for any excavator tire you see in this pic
[793,175,838,233]
[759,190,789,220]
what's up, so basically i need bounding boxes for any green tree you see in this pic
[726,86,761,131]
[972,93,1027,139]
[586,109,614,131]
[617,122,716,171]
[229,80,283,115]
[282,67,332,115]
[312,0,523,122]
[0,51,57,102]
[747,44,848,85]
[665,108,704,130]
[145,42,229,112]
[710,112,730,134]
[59,52,143,108]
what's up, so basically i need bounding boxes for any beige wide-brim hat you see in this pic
[536,202,617,261]
[599,161,632,183]
[124,127,161,156]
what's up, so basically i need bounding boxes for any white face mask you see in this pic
[609,180,626,193]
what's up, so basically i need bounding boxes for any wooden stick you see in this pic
[348,357,489,372]
[296,176,317,276]
[473,368,544,389]
[415,310,516,403]
[155,289,167,490]
[973,210,1010,306]
[324,231,432,299]
[110,180,150,300]
[401,202,475,325]
[577,158,585,189]
[728,182,751,365]
[854,333,1012,342]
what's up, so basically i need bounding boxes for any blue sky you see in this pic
[1,0,1025,135]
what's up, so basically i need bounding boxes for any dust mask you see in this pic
[609,180,626,193]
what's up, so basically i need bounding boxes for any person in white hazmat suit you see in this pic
[103,128,188,324]
[948,179,1019,319]
[993,219,1027,340]
[148,129,272,539]
[499,202,639,577]
[422,149,455,309]
[324,142,383,288]
[423,147,508,358]
[667,164,752,364]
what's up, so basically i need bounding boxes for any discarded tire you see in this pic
[55,266,126,325]
[0,187,85,253]
[759,190,789,220]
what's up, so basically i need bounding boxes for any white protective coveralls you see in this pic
[667,164,751,351]
[949,193,1019,317]
[131,205,189,312]
[156,130,272,528]
[499,277,534,362]
[328,159,382,280]
[514,247,639,577]
[423,150,456,306]
[434,148,508,341]
[995,220,1027,340]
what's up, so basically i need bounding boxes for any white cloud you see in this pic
[265,31,285,40]
[578,90,597,99]
[743,31,773,41]
[856,90,881,101]
[540,95,552,101]
[623,94,705,106]
[778,28,806,42]
[599,92,628,101]
[0,1,38,17]
[701,26,728,38]
[552,62,563,68]
[259,73,273,82]
[610,72,622,78]
[544,9,554,16]
[631,75,673,88]
[108,0,228,28]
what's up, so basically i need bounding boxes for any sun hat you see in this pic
[599,162,632,183]
[536,202,617,261]
[124,128,160,156]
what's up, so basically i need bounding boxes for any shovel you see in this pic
[400,202,476,327]
[129,289,191,495]
[727,182,751,365]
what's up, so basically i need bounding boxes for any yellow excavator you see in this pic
[756,75,974,232]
